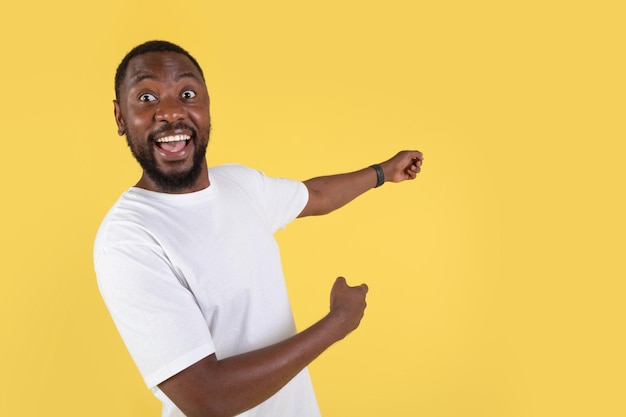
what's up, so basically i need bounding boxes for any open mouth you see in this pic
[155,134,191,153]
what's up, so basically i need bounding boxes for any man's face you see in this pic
[114,51,211,193]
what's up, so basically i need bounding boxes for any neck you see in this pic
[136,163,210,194]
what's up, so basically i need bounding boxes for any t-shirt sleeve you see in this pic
[213,165,309,231]
[242,167,309,231]
[261,175,309,231]
[95,239,215,389]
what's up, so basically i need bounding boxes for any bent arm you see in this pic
[299,150,424,217]
[158,277,367,417]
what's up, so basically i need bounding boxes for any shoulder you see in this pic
[208,164,275,195]
[209,164,264,183]
[93,190,161,261]
[210,164,304,189]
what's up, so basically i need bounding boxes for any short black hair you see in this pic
[114,40,205,100]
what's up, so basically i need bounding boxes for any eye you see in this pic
[139,93,157,102]
[182,90,197,99]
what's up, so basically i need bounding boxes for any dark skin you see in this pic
[114,51,211,194]
[114,51,423,417]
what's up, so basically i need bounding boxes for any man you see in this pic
[94,40,423,417]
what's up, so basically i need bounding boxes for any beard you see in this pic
[126,121,210,193]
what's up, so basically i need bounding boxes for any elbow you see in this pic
[183,404,236,417]
[201,407,235,417]
[176,396,241,417]
[181,398,247,417]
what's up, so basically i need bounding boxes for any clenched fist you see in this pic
[327,277,369,341]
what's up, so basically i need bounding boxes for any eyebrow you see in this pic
[132,74,156,84]
[130,72,201,85]
[176,72,201,82]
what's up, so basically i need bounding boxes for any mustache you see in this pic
[148,122,197,142]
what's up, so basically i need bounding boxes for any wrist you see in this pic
[317,312,347,343]
[369,164,385,188]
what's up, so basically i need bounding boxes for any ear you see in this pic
[113,100,125,136]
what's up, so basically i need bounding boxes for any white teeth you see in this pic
[155,134,191,143]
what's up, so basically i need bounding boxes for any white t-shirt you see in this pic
[94,164,320,417]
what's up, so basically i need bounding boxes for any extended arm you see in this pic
[299,150,424,217]
[158,277,368,417]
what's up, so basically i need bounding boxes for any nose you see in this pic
[155,95,186,122]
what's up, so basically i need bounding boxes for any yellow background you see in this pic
[1,1,624,416]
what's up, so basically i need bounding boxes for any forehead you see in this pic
[122,51,204,89]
